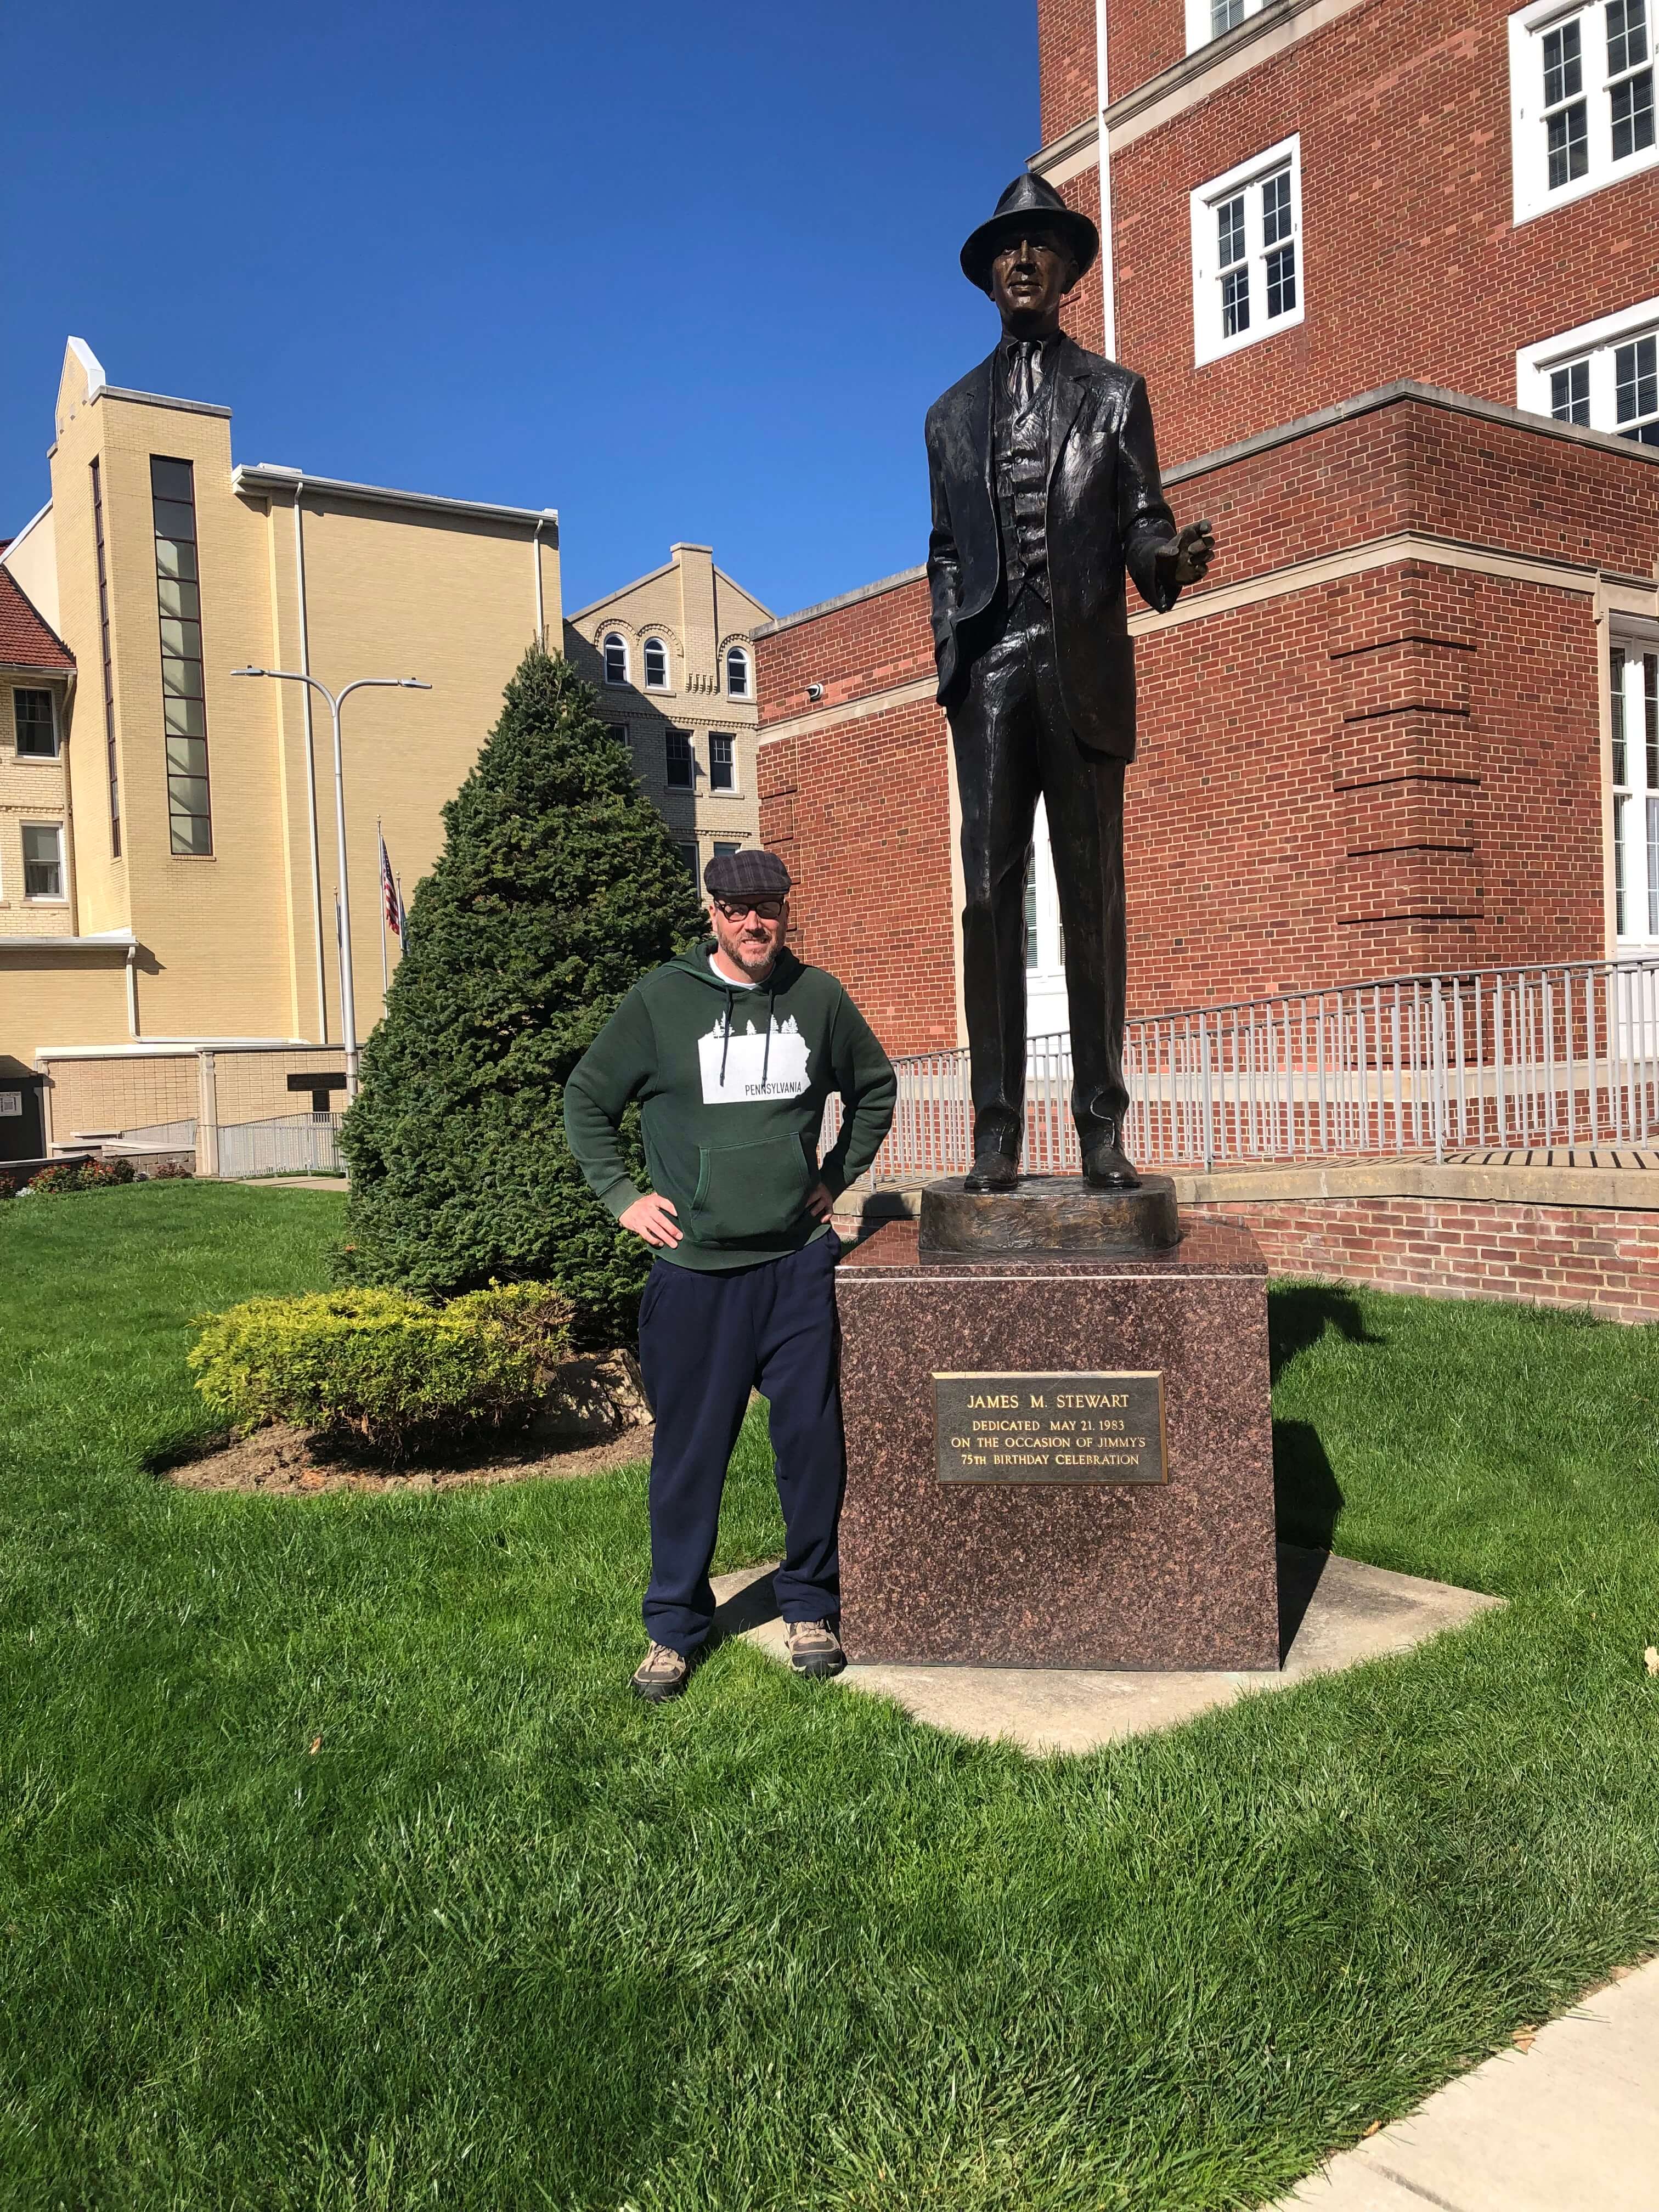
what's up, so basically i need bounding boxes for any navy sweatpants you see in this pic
[636,1231,845,1655]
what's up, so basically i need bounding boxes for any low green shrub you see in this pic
[188,1282,573,1462]
[27,1158,138,1197]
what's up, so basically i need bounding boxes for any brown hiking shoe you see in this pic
[630,1640,691,1703]
[785,1619,847,1679]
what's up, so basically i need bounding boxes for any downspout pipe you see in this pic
[532,516,546,647]
[1096,0,1117,358]
[125,943,139,1039]
[293,481,329,1043]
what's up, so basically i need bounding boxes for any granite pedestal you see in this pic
[835,1216,1278,1671]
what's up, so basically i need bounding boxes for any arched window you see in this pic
[644,636,669,690]
[602,633,628,686]
[726,644,751,698]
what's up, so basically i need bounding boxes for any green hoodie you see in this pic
[564,941,898,1272]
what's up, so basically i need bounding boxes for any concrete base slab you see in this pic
[712,1544,1502,1755]
[1272,1955,1659,2210]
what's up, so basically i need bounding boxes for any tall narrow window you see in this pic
[603,633,628,686]
[1191,139,1304,365]
[665,727,693,789]
[1613,645,1630,935]
[1262,166,1297,316]
[677,840,699,883]
[151,457,211,856]
[1544,18,1590,184]
[1607,0,1655,157]
[726,645,751,698]
[1615,331,1659,439]
[1550,356,1592,419]
[21,823,64,900]
[709,732,735,791]
[1187,0,1265,50]
[91,459,119,856]
[13,689,57,758]
[1217,193,1249,336]
[1611,643,1659,940]
[643,636,669,690]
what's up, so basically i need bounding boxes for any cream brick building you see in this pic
[1,338,561,1147]
[565,544,770,885]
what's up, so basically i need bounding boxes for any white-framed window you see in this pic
[709,731,736,792]
[725,644,751,699]
[676,840,699,884]
[22,821,65,901]
[665,727,694,789]
[13,687,59,758]
[602,631,629,686]
[1510,0,1658,223]
[1184,0,1268,53]
[1611,633,1659,941]
[1518,296,1659,442]
[643,636,670,690]
[1190,137,1303,366]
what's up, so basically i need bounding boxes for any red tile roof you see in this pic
[0,566,74,674]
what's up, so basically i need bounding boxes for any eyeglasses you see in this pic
[713,897,786,922]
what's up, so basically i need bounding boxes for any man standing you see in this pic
[565,848,896,1702]
[926,173,1216,1193]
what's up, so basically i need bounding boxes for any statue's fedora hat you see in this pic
[960,173,1099,294]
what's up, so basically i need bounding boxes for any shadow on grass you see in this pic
[1269,1283,1381,1554]
[1269,1280,1381,1384]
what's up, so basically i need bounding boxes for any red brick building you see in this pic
[755,0,1659,1054]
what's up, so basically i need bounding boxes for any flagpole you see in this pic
[378,817,389,1007]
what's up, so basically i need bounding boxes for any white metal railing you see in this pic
[216,1113,346,1179]
[109,1118,198,1153]
[824,958,1659,1181]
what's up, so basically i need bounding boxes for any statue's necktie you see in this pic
[1009,340,1043,411]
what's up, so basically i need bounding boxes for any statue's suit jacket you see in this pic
[925,337,1180,762]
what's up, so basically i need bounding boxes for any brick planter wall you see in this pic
[1183,1195,1659,1324]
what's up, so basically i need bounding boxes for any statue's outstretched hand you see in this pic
[1171,517,1216,587]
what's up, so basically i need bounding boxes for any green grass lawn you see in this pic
[2,1183,1656,2211]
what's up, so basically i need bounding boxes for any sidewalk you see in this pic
[1273,1954,1659,2209]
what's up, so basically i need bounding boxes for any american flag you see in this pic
[379,832,402,939]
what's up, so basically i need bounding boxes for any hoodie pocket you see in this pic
[690,1133,814,1246]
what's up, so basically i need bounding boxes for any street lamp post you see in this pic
[233,667,431,1094]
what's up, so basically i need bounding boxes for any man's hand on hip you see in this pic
[805,1181,834,1224]
[619,1193,682,1248]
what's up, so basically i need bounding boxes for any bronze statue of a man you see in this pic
[926,173,1215,1192]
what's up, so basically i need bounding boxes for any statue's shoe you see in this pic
[963,1150,1019,1193]
[1081,1138,1141,1190]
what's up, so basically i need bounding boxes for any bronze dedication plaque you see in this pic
[934,1372,1167,1484]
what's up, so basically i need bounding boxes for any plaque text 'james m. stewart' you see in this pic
[934,1372,1167,1484]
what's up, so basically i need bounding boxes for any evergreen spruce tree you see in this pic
[340,646,705,1341]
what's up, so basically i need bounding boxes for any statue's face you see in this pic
[989,231,1078,330]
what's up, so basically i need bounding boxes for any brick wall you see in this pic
[1186,1195,1659,1325]
[1057,163,1107,356]
[1037,0,1098,144]
[43,1046,360,1142]
[755,390,1646,1052]
[1092,0,1659,466]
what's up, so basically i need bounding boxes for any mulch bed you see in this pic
[164,1419,654,1497]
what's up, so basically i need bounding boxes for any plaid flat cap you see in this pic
[704,847,792,901]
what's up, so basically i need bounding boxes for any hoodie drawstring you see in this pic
[761,982,776,1087]
[719,988,734,1087]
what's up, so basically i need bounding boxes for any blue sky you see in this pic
[2,0,1038,620]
